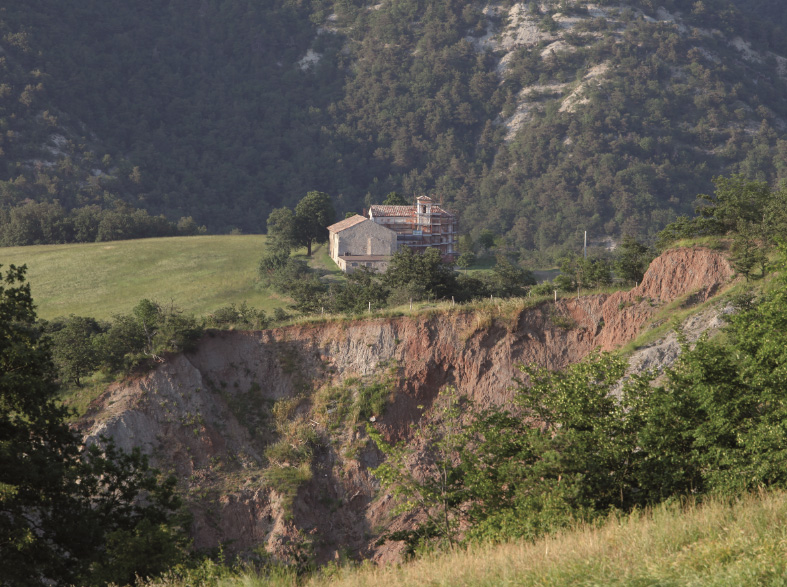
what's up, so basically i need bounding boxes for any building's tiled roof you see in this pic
[369,204,453,217]
[369,205,414,217]
[327,214,367,233]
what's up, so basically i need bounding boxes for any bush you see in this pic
[207,302,268,329]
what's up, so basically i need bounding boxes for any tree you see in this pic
[456,251,475,274]
[266,207,299,250]
[95,314,144,373]
[695,174,771,235]
[294,191,335,256]
[614,235,652,285]
[48,315,104,385]
[326,266,389,314]
[477,229,496,250]
[370,387,468,553]
[383,247,457,300]
[457,234,475,255]
[730,226,764,281]
[0,265,185,586]
[763,183,787,245]
[555,254,612,291]
[258,239,293,281]
[382,191,409,205]
[487,255,536,297]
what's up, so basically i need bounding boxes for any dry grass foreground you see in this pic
[147,491,787,586]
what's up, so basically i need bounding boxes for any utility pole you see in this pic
[584,230,587,259]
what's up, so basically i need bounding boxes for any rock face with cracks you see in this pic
[80,247,734,564]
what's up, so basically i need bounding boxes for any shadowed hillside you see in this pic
[1,1,786,259]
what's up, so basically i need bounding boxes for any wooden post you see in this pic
[554,290,557,303]
[452,296,455,306]
[368,301,371,313]
[410,298,412,310]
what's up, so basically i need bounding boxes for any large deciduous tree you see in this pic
[266,207,299,250]
[294,191,335,256]
[382,191,409,206]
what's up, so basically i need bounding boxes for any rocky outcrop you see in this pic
[597,247,734,350]
[81,246,735,563]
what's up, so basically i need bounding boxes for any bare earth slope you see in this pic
[80,247,734,563]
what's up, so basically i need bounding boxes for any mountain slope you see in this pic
[1,1,786,256]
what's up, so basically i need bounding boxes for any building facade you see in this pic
[367,196,457,261]
[326,215,398,273]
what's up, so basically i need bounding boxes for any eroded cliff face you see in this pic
[80,246,734,563]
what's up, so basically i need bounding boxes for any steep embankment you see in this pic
[81,247,734,563]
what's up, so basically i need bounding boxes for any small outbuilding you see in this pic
[327,215,398,273]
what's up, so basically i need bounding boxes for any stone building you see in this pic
[327,197,459,273]
[326,215,398,273]
[367,196,457,260]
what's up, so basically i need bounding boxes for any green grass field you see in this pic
[0,235,300,320]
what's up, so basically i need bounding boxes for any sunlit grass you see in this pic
[0,235,292,320]
[144,491,787,587]
[298,491,787,587]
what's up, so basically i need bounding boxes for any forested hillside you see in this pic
[1,0,786,258]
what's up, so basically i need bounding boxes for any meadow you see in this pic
[0,235,294,320]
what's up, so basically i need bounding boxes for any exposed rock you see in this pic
[80,246,735,564]
[597,246,734,350]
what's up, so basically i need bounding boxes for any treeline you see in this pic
[2,1,787,257]
[371,236,787,554]
[44,299,275,386]
[0,201,206,246]
[658,174,787,280]
[45,300,205,385]
[260,245,538,315]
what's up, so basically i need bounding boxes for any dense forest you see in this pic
[1,0,786,259]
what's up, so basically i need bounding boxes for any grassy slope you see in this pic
[0,235,297,320]
[145,491,787,586]
[311,492,787,587]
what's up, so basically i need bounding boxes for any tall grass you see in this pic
[143,491,787,586]
[314,491,787,587]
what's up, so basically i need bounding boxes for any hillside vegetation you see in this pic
[1,0,787,259]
